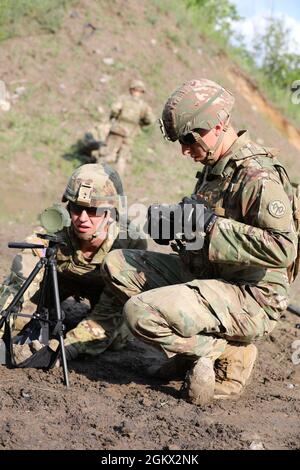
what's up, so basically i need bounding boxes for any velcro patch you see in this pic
[268,200,286,218]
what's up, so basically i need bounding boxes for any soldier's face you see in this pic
[70,205,109,238]
[130,88,144,97]
[180,125,222,163]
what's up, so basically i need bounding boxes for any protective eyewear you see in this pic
[178,132,198,146]
[178,129,209,146]
[69,203,107,217]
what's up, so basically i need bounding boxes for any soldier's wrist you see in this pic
[204,214,218,234]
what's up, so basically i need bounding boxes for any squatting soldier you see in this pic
[101,79,297,405]
[93,79,155,175]
[0,163,146,362]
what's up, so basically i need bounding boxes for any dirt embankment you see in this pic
[0,0,299,450]
[227,68,300,151]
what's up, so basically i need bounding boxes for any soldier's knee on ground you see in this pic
[64,316,128,357]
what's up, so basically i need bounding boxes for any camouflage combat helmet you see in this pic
[130,79,146,92]
[160,79,235,163]
[62,163,123,208]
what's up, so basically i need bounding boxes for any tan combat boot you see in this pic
[181,357,215,406]
[214,342,258,399]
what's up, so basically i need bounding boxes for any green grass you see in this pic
[1,0,298,127]
[164,30,182,47]
[0,0,79,41]
[0,0,298,225]
[0,105,80,174]
[132,126,197,203]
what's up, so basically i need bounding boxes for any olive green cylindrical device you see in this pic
[39,204,71,234]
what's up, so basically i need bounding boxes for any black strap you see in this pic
[2,317,60,369]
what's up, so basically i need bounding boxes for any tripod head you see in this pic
[8,234,66,269]
[8,233,66,252]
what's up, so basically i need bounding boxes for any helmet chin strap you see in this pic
[73,211,113,242]
[92,211,113,239]
[194,119,230,165]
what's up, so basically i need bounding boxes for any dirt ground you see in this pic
[0,0,299,451]
[0,298,299,451]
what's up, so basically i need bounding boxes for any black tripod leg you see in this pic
[0,259,45,330]
[49,262,70,387]
[36,263,51,345]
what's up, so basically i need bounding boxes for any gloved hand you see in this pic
[180,195,217,234]
[145,203,181,245]
[145,196,217,246]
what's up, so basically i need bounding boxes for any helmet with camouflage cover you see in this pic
[62,163,123,208]
[62,163,123,241]
[160,79,235,163]
[130,79,146,93]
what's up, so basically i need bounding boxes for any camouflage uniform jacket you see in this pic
[179,131,297,320]
[53,220,147,302]
[109,94,155,139]
[0,219,146,315]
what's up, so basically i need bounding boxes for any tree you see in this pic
[253,15,300,89]
[187,0,241,44]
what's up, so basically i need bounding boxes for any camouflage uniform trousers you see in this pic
[98,133,132,175]
[102,249,277,360]
[0,249,130,356]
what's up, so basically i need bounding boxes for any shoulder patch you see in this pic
[268,200,286,218]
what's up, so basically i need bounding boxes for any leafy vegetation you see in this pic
[185,0,300,125]
[253,16,300,89]
[186,0,241,45]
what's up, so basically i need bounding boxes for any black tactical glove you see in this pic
[145,196,217,246]
[145,203,181,245]
[180,195,217,234]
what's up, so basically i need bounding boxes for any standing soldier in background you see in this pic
[90,79,155,175]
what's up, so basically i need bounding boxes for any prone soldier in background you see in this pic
[0,163,147,363]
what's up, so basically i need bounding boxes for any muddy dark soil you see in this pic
[0,299,299,450]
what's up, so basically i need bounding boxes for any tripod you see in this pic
[0,234,69,387]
